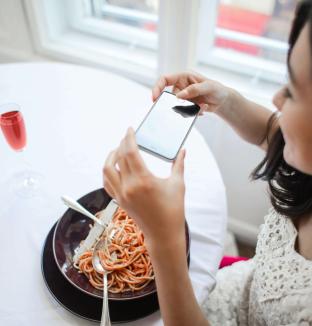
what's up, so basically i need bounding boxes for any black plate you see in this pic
[53,188,190,300]
[41,223,160,323]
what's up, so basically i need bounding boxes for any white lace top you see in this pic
[201,208,312,325]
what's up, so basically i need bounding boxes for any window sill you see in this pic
[33,30,157,86]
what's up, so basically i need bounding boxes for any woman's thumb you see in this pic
[176,82,207,99]
[172,149,186,177]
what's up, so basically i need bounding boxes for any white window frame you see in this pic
[24,0,200,86]
[68,0,158,51]
[24,0,287,88]
[197,0,288,84]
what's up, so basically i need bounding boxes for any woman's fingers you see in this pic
[172,85,182,95]
[171,149,186,178]
[103,179,115,198]
[152,72,208,101]
[199,103,209,114]
[116,141,131,177]
[122,128,148,174]
[103,150,121,194]
[176,81,209,100]
[152,74,184,101]
[107,128,148,190]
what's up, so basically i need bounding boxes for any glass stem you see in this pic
[18,148,37,187]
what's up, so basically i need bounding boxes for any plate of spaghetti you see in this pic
[75,207,155,295]
[53,188,190,304]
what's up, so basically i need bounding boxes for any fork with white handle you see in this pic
[61,195,118,228]
[92,228,117,326]
[61,195,119,324]
[61,195,107,227]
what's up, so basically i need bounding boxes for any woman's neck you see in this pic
[295,214,312,260]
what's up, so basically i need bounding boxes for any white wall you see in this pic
[0,0,42,62]
[194,66,280,244]
[196,112,270,243]
[0,0,281,244]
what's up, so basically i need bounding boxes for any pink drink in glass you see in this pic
[0,111,26,151]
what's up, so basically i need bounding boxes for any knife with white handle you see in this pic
[69,199,119,264]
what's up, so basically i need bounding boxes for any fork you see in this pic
[92,228,117,326]
[61,195,107,227]
[61,195,118,229]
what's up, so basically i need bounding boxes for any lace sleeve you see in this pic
[295,304,312,325]
[201,259,255,326]
[282,294,312,326]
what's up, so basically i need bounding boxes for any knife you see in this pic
[72,199,119,264]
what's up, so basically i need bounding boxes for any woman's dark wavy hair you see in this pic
[251,0,312,220]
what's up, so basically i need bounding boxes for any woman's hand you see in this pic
[103,128,210,326]
[102,128,186,248]
[152,71,233,115]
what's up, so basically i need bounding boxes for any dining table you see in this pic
[0,62,227,325]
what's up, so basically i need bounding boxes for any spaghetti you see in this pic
[76,208,155,293]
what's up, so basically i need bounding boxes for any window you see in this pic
[92,0,158,31]
[215,0,294,63]
[69,0,158,50]
[25,0,296,86]
[198,0,296,83]
[25,0,161,85]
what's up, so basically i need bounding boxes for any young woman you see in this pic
[103,1,312,324]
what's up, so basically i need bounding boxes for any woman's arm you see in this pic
[152,72,278,151]
[148,233,210,326]
[103,128,210,326]
[216,89,278,150]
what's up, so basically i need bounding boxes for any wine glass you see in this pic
[0,103,40,197]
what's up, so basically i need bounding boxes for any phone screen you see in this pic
[136,91,200,161]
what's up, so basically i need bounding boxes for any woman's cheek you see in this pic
[279,103,299,166]
[293,126,312,175]
[280,103,312,174]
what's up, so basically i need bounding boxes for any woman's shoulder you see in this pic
[255,207,297,257]
[252,291,312,325]
[201,259,255,325]
[252,207,312,304]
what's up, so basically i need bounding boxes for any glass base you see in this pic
[10,170,42,198]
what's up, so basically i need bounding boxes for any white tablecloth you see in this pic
[0,63,227,325]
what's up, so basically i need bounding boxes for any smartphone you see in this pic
[135,91,200,161]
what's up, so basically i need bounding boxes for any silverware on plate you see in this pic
[61,195,106,227]
[62,195,120,325]
[92,228,117,326]
[61,195,118,228]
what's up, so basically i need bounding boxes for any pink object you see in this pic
[0,110,26,151]
[216,4,270,55]
[219,255,249,269]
